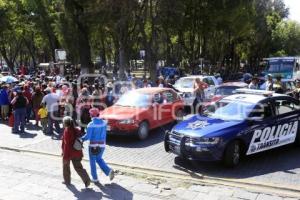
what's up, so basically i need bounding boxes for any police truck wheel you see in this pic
[294,128,300,146]
[223,140,241,167]
[164,131,170,152]
[137,121,149,140]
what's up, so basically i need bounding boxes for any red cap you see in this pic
[89,108,99,117]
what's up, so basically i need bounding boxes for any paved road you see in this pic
[1,121,300,190]
[1,149,296,200]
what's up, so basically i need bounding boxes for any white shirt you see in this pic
[41,93,59,112]
[217,77,223,85]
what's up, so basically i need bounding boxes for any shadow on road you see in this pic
[66,184,103,200]
[95,182,133,200]
[19,132,37,139]
[107,123,174,148]
[173,144,300,180]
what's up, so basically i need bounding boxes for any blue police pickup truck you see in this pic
[164,89,300,167]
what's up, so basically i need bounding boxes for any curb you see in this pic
[1,146,300,198]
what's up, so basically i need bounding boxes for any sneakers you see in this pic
[62,181,71,186]
[109,170,115,181]
[91,179,99,184]
[84,180,91,188]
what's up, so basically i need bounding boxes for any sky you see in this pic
[284,0,300,22]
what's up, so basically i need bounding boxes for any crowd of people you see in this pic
[247,74,300,99]
[2,66,300,186]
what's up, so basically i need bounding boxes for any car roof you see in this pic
[135,87,173,94]
[219,82,248,87]
[222,93,288,104]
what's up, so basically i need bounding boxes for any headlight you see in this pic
[119,119,135,124]
[186,137,220,145]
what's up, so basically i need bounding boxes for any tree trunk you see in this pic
[118,42,126,80]
[64,0,93,74]
[78,25,93,74]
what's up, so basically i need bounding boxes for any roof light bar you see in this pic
[234,89,273,97]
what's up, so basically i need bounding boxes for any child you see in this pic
[38,103,48,133]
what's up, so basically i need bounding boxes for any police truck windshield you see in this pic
[204,100,255,121]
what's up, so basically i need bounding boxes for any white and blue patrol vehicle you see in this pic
[164,89,300,167]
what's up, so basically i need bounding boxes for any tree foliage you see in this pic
[1,0,300,77]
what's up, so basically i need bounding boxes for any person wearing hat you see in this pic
[32,86,44,126]
[11,88,29,133]
[265,74,273,91]
[81,108,114,183]
[273,75,284,94]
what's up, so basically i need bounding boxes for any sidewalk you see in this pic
[0,149,299,200]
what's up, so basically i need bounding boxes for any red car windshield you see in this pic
[115,91,151,108]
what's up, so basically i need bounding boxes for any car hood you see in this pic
[174,87,193,93]
[172,115,244,137]
[101,106,146,120]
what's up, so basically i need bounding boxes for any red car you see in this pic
[101,87,184,140]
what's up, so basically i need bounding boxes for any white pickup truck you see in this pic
[173,75,219,106]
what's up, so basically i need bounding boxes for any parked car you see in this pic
[165,89,300,167]
[173,75,219,106]
[101,87,184,140]
[205,82,248,105]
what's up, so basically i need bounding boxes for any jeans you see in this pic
[88,147,111,180]
[26,104,32,121]
[47,111,61,135]
[13,108,26,133]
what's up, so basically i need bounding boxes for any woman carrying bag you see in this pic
[61,116,90,187]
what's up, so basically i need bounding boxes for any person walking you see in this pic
[61,116,91,187]
[11,89,28,134]
[32,86,44,126]
[81,108,114,183]
[41,87,61,135]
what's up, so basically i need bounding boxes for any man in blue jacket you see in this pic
[81,108,114,183]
